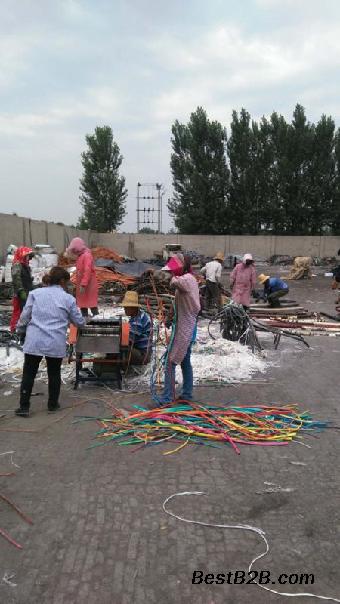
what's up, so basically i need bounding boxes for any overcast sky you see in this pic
[1,0,340,232]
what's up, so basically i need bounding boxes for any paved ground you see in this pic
[1,271,340,603]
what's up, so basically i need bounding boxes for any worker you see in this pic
[258,274,289,307]
[10,246,34,333]
[230,253,256,310]
[200,252,224,309]
[66,237,98,317]
[121,291,152,365]
[160,254,200,404]
[15,267,85,417]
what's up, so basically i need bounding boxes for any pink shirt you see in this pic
[230,263,256,307]
[169,273,201,364]
[75,249,98,308]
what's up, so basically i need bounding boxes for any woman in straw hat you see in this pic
[121,291,152,364]
[160,254,200,404]
[230,253,256,310]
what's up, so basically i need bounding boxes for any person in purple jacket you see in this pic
[258,274,289,307]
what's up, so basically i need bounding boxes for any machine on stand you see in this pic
[69,317,130,389]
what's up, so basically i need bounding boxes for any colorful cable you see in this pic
[76,403,329,456]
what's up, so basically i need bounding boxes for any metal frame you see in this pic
[74,355,124,390]
[72,317,128,390]
[137,182,164,233]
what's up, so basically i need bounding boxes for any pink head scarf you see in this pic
[67,237,87,256]
[164,254,184,277]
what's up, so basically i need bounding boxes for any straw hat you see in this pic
[121,291,140,308]
[214,251,224,262]
[258,273,270,285]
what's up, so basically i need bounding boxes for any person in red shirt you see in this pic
[66,238,98,317]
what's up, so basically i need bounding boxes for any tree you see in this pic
[308,114,335,234]
[138,227,156,234]
[331,128,340,234]
[78,126,127,231]
[168,107,229,234]
[227,108,260,234]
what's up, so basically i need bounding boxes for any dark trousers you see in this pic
[129,346,151,366]
[81,307,99,317]
[20,354,63,410]
[205,280,221,309]
[268,288,289,307]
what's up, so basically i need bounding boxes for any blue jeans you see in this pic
[162,345,193,404]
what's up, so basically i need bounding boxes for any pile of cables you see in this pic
[75,403,329,456]
[209,301,309,351]
[209,302,262,352]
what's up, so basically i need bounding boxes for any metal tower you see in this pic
[136,182,164,233]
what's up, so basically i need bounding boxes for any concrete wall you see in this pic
[1,212,340,263]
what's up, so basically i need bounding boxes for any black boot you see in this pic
[48,403,61,414]
[15,408,30,418]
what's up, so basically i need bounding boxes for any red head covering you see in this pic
[13,246,32,265]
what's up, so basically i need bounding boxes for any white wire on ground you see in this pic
[163,491,340,602]
[0,451,20,468]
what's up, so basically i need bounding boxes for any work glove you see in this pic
[16,325,26,345]
[18,290,27,302]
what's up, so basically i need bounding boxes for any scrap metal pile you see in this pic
[133,271,173,315]
[249,301,340,337]
[70,266,136,296]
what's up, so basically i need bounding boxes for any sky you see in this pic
[1,0,340,232]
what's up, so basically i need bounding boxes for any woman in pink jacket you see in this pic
[230,253,256,310]
[67,238,98,317]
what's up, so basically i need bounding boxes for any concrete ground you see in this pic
[0,270,340,604]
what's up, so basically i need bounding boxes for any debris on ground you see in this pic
[285,256,312,280]
[79,403,329,456]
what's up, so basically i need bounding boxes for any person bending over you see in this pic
[258,274,289,308]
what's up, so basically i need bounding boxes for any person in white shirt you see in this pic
[201,252,224,309]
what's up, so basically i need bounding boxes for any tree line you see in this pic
[169,105,340,235]
[77,106,340,235]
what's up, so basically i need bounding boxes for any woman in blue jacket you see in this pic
[258,274,289,307]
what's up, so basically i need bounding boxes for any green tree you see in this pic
[331,128,340,234]
[267,111,290,233]
[168,107,229,234]
[138,227,156,234]
[227,108,261,234]
[78,126,127,231]
[307,114,335,234]
[282,105,315,234]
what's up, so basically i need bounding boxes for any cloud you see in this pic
[1,0,340,230]
[0,87,121,137]
[149,19,340,128]
[0,34,39,91]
